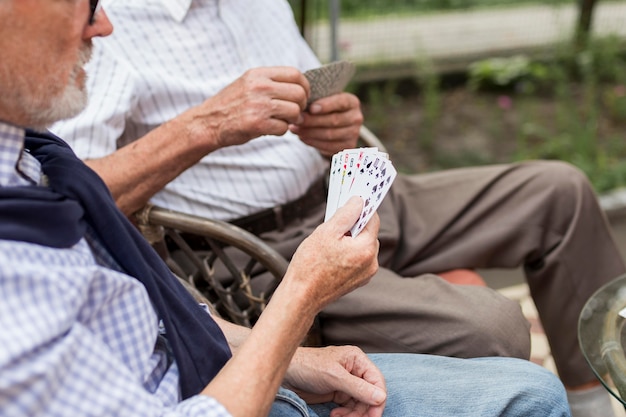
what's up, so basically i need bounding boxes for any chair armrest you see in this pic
[135,204,289,327]
[359,125,388,153]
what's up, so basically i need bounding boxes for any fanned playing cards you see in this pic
[325,147,397,237]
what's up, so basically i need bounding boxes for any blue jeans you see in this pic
[269,354,571,417]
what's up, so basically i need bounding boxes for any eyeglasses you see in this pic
[89,0,101,25]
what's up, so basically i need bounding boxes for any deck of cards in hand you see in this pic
[325,147,397,237]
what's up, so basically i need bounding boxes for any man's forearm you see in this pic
[86,115,220,216]
[201,276,317,417]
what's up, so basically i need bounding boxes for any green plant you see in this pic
[467,55,551,92]
[362,80,403,131]
[414,57,441,154]
[603,85,626,122]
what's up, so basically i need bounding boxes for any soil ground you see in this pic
[356,76,626,190]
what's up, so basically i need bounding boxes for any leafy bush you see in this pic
[467,55,551,93]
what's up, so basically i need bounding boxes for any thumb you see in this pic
[328,196,363,235]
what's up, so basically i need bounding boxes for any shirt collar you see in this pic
[160,0,193,23]
[0,122,41,187]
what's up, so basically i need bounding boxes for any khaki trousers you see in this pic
[260,160,625,387]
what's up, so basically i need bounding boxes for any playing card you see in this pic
[324,147,397,237]
[304,61,356,106]
[325,150,352,221]
[350,148,384,197]
[324,152,343,222]
[350,159,396,237]
[336,149,363,209]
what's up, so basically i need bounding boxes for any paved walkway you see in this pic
[306,2,626,77]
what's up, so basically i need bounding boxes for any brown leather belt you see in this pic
[176,177,327,252]
[230,176,327,236]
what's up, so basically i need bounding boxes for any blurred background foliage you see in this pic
[290,0,626,194]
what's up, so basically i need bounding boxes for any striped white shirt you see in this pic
[51,0,328,220]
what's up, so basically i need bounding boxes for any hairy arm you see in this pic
[201,198,382,417]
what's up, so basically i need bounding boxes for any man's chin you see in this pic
[29,86,88,130]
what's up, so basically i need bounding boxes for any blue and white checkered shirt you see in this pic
[0,123,231,416]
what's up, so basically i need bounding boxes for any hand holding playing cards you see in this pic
[289,92,362,157]
[290,61,362,157]
[284,196,380,311]
[190,66,309,148]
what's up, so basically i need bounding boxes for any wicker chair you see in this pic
[136,204,289,328]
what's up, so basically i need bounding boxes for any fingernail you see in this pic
[309,104,321,113]
[372,388,386,403]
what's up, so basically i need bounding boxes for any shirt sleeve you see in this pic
[0,243,232,417]
[50,39,135,160]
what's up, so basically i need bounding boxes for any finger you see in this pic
[267,84,309,112]
[244,67,309,109]
[294,127,358,154]
[260,66,308,87]
[328,196,363,235]
[298,111,360,131]
[340,350,387,405]
[268,98,306,124]
[307,92,360,115]
[333,373,386,409]
[359,212,380,238]
[264,66,311,101]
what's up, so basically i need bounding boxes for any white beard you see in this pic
[13,46,92,131]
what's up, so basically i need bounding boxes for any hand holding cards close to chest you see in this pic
[325,147,397,237]
[304,61,356,107]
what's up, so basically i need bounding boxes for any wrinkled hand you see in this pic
[289,92,363,157]
[286,196,380,310]
[186,66,310,148]
[284,346,387,417]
